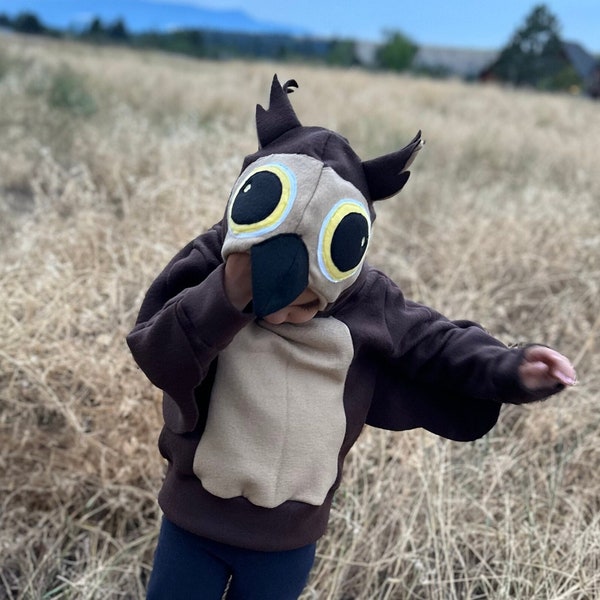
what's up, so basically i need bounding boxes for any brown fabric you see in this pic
[246,75,423,208]
[125,76,567,553]
[227,75,422,316]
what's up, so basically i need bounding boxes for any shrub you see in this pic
[47,65,97,116]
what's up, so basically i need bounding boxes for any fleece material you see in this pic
[193,317,353,508]
[126,220,564,552]
[221,153,372,312]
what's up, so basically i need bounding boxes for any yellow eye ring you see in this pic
[318,200,370,282]
[228,163,296,237]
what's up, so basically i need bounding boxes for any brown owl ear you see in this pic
[362,131,424,201]
[256,75,302,148]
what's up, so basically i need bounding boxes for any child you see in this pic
[127,75,576,600]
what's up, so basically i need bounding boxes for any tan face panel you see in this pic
[222,154,371,309]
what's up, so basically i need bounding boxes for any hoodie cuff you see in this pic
[493,346,565,405]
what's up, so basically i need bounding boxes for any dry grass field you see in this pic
[1,33,599,599]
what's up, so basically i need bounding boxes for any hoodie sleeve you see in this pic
[126,221,254,432]
[353,269,564,441]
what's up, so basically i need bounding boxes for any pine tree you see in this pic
[492,4,566,88]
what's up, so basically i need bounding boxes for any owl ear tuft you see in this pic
[362,131,424,201]
[255,75,302,149]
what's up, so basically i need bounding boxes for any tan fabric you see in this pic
[221,153,371,309]
[193,317,354,508]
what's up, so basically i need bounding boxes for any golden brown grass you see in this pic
[1,34,598,599]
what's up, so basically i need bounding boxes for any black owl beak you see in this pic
[250,233,309,318]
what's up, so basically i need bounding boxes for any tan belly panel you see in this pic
[193,317,354,508]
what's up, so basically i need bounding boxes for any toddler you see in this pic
[127,75,576,600]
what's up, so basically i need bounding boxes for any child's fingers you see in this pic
[544,352,577,386]
[521,346,577,388]
[553,370,577,386]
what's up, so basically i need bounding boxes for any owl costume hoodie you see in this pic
[126,76,565,552]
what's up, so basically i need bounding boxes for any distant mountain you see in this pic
[0,0,310,36]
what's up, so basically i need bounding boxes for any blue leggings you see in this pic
[146,518,316,600]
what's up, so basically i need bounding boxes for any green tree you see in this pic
[327,39,357,67]
[87,17,104,36]
[106,19,129,42]
[13,11,45,34]
[376,31,418,72]
[492,4,567,89]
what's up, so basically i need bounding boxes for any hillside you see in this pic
[0,34,599,599]
[0,0,308,35]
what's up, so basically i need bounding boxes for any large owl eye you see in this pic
[228,164,296,237]
[318,200,371,282]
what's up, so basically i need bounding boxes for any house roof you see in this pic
[562,41,598,79]
[412,46,499,78]
[354,41,379,67]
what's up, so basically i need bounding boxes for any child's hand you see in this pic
[518,345,577,391]
[224,252,253,311]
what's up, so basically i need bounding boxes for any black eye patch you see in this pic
[231,171,282,225]
[330,213,370,273]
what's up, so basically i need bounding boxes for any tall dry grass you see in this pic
[0,34,598,599]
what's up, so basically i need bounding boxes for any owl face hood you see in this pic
[222,75,424,318]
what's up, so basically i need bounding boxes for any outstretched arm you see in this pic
[519,345,576,391]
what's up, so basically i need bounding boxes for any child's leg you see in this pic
[225,542,316,600]
[146,518,230,600]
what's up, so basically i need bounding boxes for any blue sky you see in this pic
[188,0,600,51]
[3,0,599,52]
